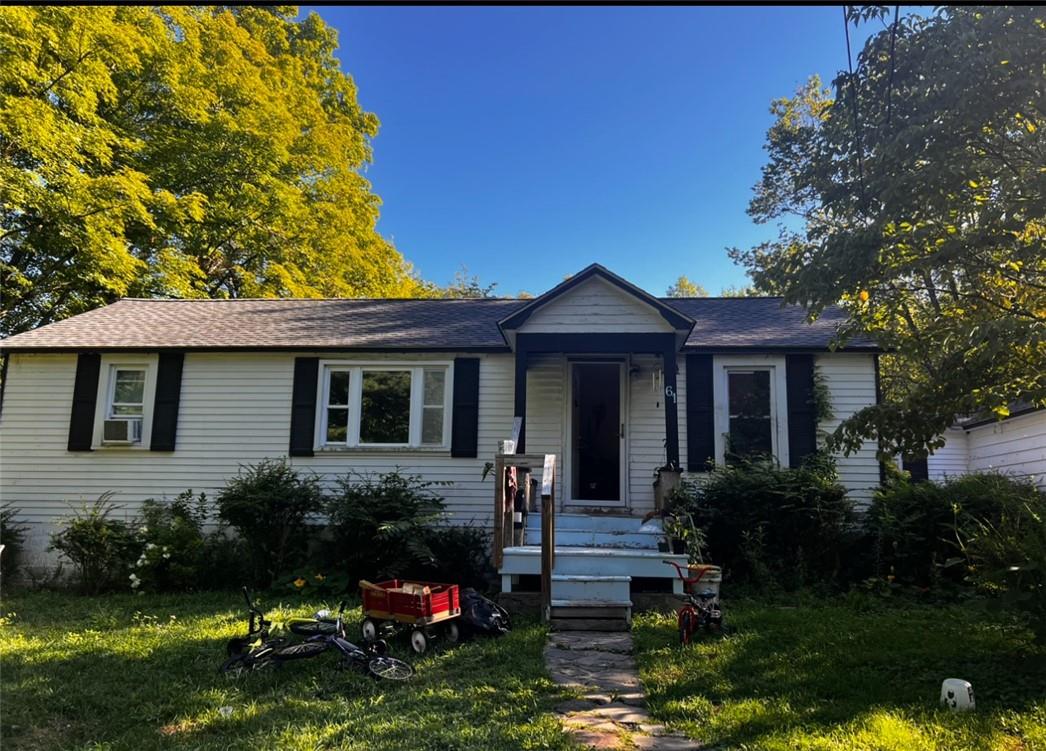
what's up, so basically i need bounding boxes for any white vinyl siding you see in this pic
[0,352,517,566]
[814,353,881,505]
[966,411,1046,486]
[927,427,970,481]
[519,277,674,333]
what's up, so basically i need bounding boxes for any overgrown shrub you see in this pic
[49,494,137,594]
[412,524,495,591]
[960,489,1046,642]
[0,503,28,581]
[216,459,323,587]
[675,454,855,590]
[866,472,1037,588]
[325,470,449,582]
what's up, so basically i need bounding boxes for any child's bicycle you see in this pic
[663,561,724,645]
[221,589,413,681]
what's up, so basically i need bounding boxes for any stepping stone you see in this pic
[586,702,651,724]
[632,735,703,750]
[571,729,625,749]
[549,632,634,653]
[555,699,600,713]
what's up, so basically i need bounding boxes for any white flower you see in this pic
[145,543,157,551]
[129,573,139,582]
[162,553,171,559]
[163,546,169,552]
[139,526,149,534]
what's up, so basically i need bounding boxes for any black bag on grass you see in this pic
[460,588,511,636]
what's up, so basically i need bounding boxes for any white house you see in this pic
[905,406,1046,487]
[0,264,884,615]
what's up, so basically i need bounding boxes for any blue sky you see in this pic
[308,6,879,297]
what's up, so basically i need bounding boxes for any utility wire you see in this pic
[886,5,900,126]
[843,7,866,198]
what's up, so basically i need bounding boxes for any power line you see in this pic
[843,7,866,198]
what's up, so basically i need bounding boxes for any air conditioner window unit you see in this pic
[103,418,143,444]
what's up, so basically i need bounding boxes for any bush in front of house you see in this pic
[324,470,450,583]
[959,485,1046,642]
[49,494,138,594]
[216,459,323,587]
[866,472,1040,588]
[412,524,496,591]
[1,503,28,582]
[676,454,856,591]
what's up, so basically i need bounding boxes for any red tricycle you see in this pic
[359,579,462,654]
[663,561,724,645]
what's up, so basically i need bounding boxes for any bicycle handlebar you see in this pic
[663,560,709,586]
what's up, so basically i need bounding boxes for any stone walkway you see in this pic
[544,631,701,750]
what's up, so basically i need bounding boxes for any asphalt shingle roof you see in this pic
[0,296,877,352]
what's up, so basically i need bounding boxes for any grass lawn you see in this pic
[0,591,574,751]
[635,597,1046,751]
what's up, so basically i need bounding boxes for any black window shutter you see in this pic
[451,358,480,458]
[685,354,715,472]
[903,455,929,483]
[150,352,184,452]
[289,357,319,457]
[786,354,818,468]
[68,353,101,452]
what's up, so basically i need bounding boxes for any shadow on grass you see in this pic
[0,591,574,751]
[635,599,1046,750]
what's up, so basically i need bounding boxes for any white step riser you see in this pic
[551,578,631,602]
[533,530,661,549]
[526,514,656,534]
[501,549,687,579]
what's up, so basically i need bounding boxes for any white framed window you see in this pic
[317,362,452,449]
[712,356,789,467]
[93,355,157,448]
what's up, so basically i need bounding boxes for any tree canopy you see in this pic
[730,6,1045,457]
[665,275,709,297]
[1,6,428,336]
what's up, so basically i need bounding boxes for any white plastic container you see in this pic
[940,678,975,711]
[687,564,722,601]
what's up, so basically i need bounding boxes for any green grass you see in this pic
[0,591,574,751]
[635,597,1046,751]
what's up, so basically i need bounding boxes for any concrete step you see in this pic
[526,513,656,534]
[531,528,663,550]
[551,574,631,602]
[501,545,687,581]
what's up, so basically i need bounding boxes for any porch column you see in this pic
[662,344,680,469]
[514,346,527,452]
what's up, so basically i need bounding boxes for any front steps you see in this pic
[500,512,687,630]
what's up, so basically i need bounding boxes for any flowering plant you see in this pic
[129,492,208,594]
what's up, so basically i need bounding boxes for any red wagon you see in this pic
[359,579,462,654]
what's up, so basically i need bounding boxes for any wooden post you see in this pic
[493,454,505,568]
[540,453,556,624]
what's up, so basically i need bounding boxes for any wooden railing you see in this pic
[492,449,556,623]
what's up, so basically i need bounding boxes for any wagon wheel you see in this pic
[443,621,460,645]
[361,618,379,642]
[410,628,428,654]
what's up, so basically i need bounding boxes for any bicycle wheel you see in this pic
[678,610,694,646]
[368,656,413,681]
[289,619,338,637]
[274,640,329,661]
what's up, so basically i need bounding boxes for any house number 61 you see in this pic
[664,385,676,404]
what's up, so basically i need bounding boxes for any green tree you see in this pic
[665,275,709,297]
[442,267,499,299]
[0,6,427,336]
[730,6,1045,457]
[719,284,761,297]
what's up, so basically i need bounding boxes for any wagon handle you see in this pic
[358,579,385,593]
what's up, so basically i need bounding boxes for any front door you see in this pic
[569,362,624,504]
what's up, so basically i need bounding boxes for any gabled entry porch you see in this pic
[492,265,697,628]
